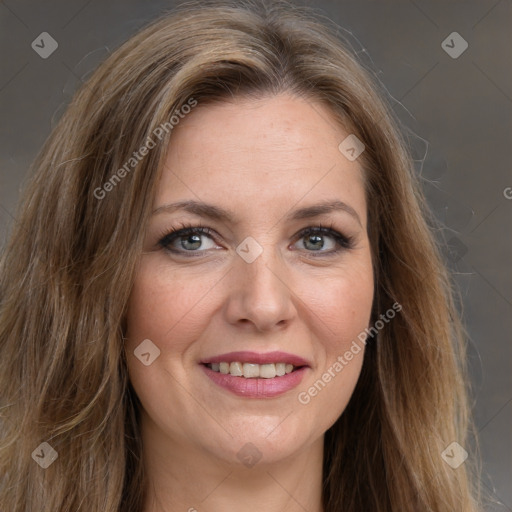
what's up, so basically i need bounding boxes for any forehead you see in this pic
[155,94,367,226]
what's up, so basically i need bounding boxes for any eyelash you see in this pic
[157,221,355,258]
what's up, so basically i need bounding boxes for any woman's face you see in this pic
[125,94,374,467]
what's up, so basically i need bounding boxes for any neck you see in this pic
[140,414,324,512]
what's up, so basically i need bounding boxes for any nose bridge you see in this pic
[225,234,295,330]
[239,234,288,298]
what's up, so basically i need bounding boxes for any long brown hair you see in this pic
[0,1,483,510]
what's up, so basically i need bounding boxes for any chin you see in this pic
[196,417,317,467]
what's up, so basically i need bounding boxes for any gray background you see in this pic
[1,0,511,509]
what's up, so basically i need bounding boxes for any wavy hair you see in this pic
[0,1,482,510]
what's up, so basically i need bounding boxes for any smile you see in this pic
[200,351,310,398]
[206,361,297,378]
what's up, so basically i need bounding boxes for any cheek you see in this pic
[125,259,219,354]
[299,259,374,350]
[294,266,372,428]
[124,260,221,426]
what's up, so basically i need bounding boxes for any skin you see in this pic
[125,93,374,512]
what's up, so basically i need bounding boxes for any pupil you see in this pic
[305,234,323,250]
[182,234,201,250]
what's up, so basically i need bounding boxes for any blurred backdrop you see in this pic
[0,0,511,509]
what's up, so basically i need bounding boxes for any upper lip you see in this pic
[200,351,310,367]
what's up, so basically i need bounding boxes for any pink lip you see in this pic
[200,351,310,367]
[201,365,308,398]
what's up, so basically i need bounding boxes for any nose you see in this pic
[223,241,296,332]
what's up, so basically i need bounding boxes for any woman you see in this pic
[0,1,483,510]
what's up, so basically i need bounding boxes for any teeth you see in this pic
[229,362,243,376]
[242,363,259,378]
[260,363,276,378]
[208,362,298,378]
[275,363,286,376]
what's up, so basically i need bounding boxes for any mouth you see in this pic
[200,351,310,398]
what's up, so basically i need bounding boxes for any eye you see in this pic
[158,223,220,256]
[157,222,355,258]
[292,224,355,256]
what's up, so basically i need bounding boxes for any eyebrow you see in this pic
[152,199,362,227]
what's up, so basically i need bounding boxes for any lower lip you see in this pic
[201,365,308,398]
